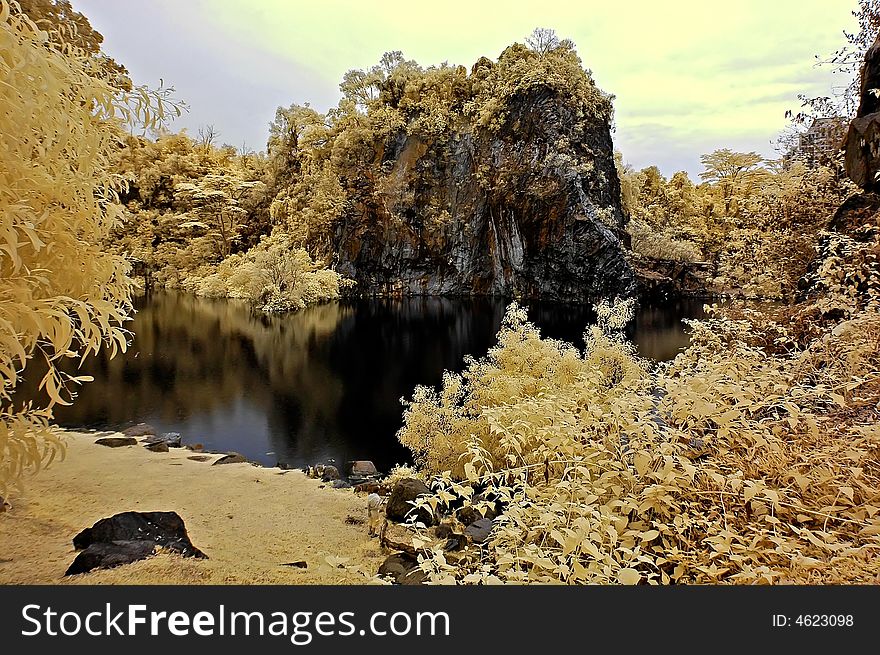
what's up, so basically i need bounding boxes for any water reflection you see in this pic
[43,292,706,471]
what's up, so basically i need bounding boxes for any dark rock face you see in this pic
[828,192,880,235]
[72,511,207,559]
[845,34,880,190]
[632,257,713,300]
[144,441,169,453]
[386,478,433,525]
[333,87,635,303]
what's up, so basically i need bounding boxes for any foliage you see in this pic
[618,150,852,299]
[0,1,172,494]
[398,230,880,583]
[110,132,272,287]
[16,0,131,90]
[181,232,351,313]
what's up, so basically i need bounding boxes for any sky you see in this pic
[74,0,858,179]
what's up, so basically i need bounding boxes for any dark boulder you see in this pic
[386,478,434,525]
[65,540,156,576]
[95,437,137,448]
[347,460,379,477]
[144,441,169,453]
[456,493,501,526]
[400,568,428,585]
[321,465,340,482]
[378,552,425,584]
[72,511,207,559]
[464,518,494,544]
[122,423,156,437]
[212,453,248,466]
[143,432,182,448]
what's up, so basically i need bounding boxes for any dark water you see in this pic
[37,292,706,472]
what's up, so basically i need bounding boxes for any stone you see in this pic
[846,33,880,191]
[433,523,454,540]
[144,441,169,453]
[331,479,351,489]
[399,568,428,585]
[212,452,248,466]
[306,463,340,480]
[95,436,137,448]
[321,465,340,482]
[443,535,467,552]
[455,492,501,526]
[348,460,378,477]
[144,432,182,448]
[72,511,207,559]
[0,495,9,513]
[353,481,390,495]
[464,518,494,544]
[385,478,434,525]
[282,561,308,568]
[122,423,156,437]
[331,66,635,303]
[377,552,419,583]
[186,443,204,452]
[187,455,211,462]
[65,540,156,576]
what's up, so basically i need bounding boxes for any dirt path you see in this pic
[0,431,384,584]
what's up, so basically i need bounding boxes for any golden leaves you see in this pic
[0,0,167,494]
[397,290,880,585]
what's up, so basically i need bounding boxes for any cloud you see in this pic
[75,0,858,175]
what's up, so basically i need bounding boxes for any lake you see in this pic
[44,292,708,473]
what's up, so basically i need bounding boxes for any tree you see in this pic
[267,103,325,184]
[525,27,560,55]
[174,175,267,259]
[196,124,220,152]
[699,149,767,214]
[1,1,173,494]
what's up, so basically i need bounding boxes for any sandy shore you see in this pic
[0,431,385,584]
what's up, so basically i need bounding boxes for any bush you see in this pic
[399,264,880,583]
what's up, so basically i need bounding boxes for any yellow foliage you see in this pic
[182,232,351,313]
[0,2,169,494]
[401,258,880,583]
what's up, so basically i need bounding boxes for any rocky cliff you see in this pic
[845,33,880,190]
[328,47,636,303]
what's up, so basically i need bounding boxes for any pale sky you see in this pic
[75,0,858,178]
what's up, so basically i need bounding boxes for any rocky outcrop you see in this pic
[845,33,880,190]
[66,511,207,575]
[385,477,433,525]
[333,68,635,303]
